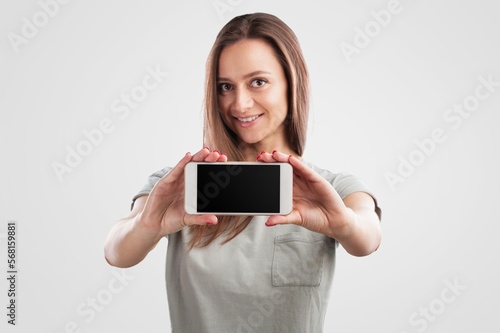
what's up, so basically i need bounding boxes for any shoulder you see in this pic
[302,160,371,200]
[131,166,173,205]
[304,160,382,219]
[146,166,173,182]
[140,166,173,191]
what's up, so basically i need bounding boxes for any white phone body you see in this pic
[184,162,293,215]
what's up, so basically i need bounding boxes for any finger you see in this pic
[203,150,221,162]
[271,152,324,182]
[158,152,193,183]
[191,148,211,162]
[184,213,218,226]
[256,151,278,162]
[217,153,228,162]
[270,150,294,163]
[265,210,302,227]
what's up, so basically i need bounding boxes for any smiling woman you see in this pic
[217,39,290,156]
[104,12,382,333]
[204,13,310,164]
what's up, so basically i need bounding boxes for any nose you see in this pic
[231,87,254,113]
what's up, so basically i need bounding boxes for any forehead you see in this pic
[218,39,283,78]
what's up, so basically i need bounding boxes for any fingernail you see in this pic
[213,149,220,154]
[204,146,210,150]
[265,222,276,227]
[256,155,262,161]
[272,150,278,154]
[221,152,227,157]
[260,151,266,155]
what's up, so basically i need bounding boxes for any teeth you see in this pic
[237,115,259,122]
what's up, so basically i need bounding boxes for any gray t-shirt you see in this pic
[133,161,380,333]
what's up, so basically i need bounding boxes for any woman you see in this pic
[105,13,381,332]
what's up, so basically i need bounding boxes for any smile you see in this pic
[235,114,262,122]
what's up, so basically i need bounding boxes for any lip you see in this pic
[233,114,263,128]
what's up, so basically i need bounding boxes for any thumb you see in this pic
[265,211,302,227]
[164,152,193,181]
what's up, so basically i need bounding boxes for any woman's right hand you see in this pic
[104,147,226,267]
[137,147,227,239]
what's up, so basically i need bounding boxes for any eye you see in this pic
[250,79,267,88]
[218,83,233,93]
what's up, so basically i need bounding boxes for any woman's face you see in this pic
[217,38,289,149]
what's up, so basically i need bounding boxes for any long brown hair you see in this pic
[190,12,310,248]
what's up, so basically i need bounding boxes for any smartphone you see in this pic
[184,162,293,215]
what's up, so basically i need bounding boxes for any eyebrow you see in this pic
[217,71,272,82]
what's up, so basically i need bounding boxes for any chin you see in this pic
[239,136,264,146]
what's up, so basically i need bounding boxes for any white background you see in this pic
[1,0,499,332]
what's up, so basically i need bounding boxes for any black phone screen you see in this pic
[197,164,280,213]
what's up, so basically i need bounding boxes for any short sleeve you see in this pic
[130,166,172,210]
[306,162,382,221]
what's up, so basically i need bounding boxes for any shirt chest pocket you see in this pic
[272,232,326,287]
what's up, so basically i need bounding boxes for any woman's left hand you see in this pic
[257,150,381,256]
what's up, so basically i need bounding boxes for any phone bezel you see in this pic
[184,162,293,215]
